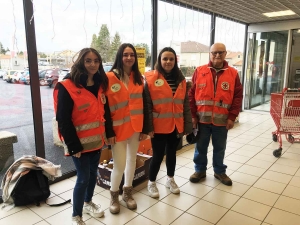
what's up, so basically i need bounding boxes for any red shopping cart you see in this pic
[270,88,300,157]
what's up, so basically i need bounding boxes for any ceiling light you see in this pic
[297,29,300,33]
[263,10,295,17]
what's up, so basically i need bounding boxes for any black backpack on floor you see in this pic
[11,169,70,207]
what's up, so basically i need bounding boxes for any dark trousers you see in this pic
[148,129,181,181]
[193,123,228,174]
[72,149,101,217]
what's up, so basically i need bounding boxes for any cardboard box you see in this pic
[137,138,152,156]
[97,148,152,191]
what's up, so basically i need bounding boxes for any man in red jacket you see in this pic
[188,43,243,186]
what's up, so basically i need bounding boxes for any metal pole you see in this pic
[151,0,158,70]
[210,13,216,47]
[23,0,45,157]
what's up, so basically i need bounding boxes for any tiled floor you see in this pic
[1,111,300,225]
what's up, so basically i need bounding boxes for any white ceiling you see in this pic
[169,0,300,24]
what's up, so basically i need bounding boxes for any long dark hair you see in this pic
[110,43,142,85]
[70,48,108,91]
[155,47,181,83]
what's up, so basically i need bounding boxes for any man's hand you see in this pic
[192,117,199,129]
[226,119,234,130]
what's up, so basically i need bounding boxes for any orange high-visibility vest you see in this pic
[106,71,143,142]
[145,70,186,133]
[53,79,106,155]
[194,65,237,126]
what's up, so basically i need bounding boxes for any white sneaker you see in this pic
[83,201,104,218]
[147,182,159,198]
[72,215,86,225]
[165,178,180,194]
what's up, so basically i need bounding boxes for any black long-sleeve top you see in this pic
[56,74,113,155]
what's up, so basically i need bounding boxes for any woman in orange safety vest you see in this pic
[144,47,192,198]
[105,43,151,214]
[54,48,111,225]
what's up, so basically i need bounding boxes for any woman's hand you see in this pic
[148,131,154,138]
[139,133,147,141]
[107,137,116,145]
[74,151,82,158]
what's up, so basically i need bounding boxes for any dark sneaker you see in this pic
[214,173,232,186]
[189,171,206,183]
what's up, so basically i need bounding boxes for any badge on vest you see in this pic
[100,94,106,104]
[197,83,206,90]
[111,83,121,92]
[154,79,164,87]
[221,82,229,90]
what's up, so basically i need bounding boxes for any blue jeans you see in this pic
[193,123,228,174]
[72,150,101,217]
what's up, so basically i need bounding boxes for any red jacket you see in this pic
[189,61,243,122]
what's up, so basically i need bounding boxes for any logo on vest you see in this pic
[197,83,206,90]
[154,79,164,87]
[111,83,121,92]
[221,82,229,90]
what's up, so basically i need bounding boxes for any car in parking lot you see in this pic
[0,69,7,78]
[58,69,70,82]
[45,69,60,88]
[10,71,25,83]
[4,70,19,82]
[20,70,49,85]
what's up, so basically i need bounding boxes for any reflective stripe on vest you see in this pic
[75,121,104,132]
[214,101,231,109]
[196,100,214,106]
[130,93,143,99]
[153,112,183,118]
[197,111,228,125]
[152,97,173,105]
[113,116,131,126]
[110,100,128,112]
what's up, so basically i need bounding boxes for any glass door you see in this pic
[245,31,288,110]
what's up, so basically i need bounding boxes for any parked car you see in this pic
[10,71,25,83]
[20,71,30,84]
[20,70,48,85]
[38,70,48,86]
[58,69,70,82]
[4,70,18,82]
[0,69,7,78]
[45,69,60,88]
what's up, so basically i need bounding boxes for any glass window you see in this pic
[0,0,152,184]
[215,17,246,81]
[158,1,211,78]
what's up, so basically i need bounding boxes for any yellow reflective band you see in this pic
[152,98,173,105]
[130,93,143,99]
[78,103,90,110]
[110,101,128,112]
[130,109,143,115]
[113,116,131,126]
[173,99,184,104]
[196,100,214,106]
[214,102,231,109]
[79,134,102,144]
[173,112,183,118]
[75,121,100,132]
